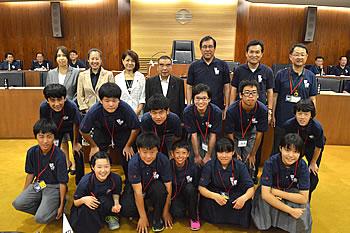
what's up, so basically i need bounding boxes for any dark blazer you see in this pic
[145,75,185,119]
[31,60,53,70]
[0,60,21,70]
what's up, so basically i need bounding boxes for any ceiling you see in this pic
[247,0,350,8]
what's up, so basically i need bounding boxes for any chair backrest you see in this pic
[317,77,341,92]
[226,61,240,73]
[171,40,195,64]
[0,71,24,87]
[272,63,291,75]
[16,59,23,69]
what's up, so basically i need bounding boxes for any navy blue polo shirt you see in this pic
[80,101,140,148]
[128,152,171,189]
[141,112,182,139]
[187,58,230,109]
[231,63,274,104]
[31,60,52,70]
[183,103,222,137]
[199,158,254,199]
[40,99,81,137]
[171,159,200,189]
[25,145,68,184]
[225,100,268,137]
[274,68,318,127]
[260,154,310,191]
[283,117,325,157]
[0,61,21,70]
[332,65,350,76]
[69,60,86,69]
[308,65,322,75]
[74,172,122,199]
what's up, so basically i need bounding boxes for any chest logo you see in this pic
[116,119,124,125]
[49,163,55,171]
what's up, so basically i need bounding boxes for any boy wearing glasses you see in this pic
[186,36,230,119]
[183,84,222,166]
[80,83,140,176]
[225,80,268,181]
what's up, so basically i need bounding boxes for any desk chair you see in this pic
[171,40,195,64]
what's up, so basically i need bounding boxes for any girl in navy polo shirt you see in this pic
[198,137,254,228]
[251,133,312,233]
[283,98,325,200]
[70,151,122,233]
[170,140,201,230]
[183,84,222,166]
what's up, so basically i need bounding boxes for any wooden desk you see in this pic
[147,64,189,78]
[23,71,42,87]
[0,87,44,138]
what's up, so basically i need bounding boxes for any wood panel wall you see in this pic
[131,0,237,61]
[0,0,130,71]
[235,0,350,67]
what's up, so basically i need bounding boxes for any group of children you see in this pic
[12,79,325,233]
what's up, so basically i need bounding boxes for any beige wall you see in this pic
[131,0,238,61]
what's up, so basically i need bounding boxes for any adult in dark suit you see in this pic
[31,52,52,71]
[329,56,350,76]
[145,55,185,119]
[0,52,21,70]
[69,49,86,69]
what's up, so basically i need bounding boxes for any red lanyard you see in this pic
[297,128,308,145]
[142,159,158,193]
[36,145,56,181]
[194,106,211,141]
[104,117,115,142]
[171,160,188,200]
[288,69,304,95]
[50,108,65,133]
[276,159,298,190]
[217,159,235,194]
[239,101,258,139]
[153,121,167,152]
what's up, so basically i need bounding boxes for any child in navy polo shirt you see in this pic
[225,80,268,182]
[40,83,82,174]
[70,151,122,233]
[198,137,254,228]
[169,140,200,230]
[283,99,325,201]
[120,132,172,233]
[251,133,312,233]
[12,119,68,224]
[141,94,182,157]
[183,84,222,166]
[80,82,140,176]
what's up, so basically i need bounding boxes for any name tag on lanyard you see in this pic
[285,95,301,103]
[238,139,247,147]
[201,142,208,151]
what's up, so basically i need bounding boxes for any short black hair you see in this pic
[289,43,308,55]
[147,94,169,111]
[279,133,304,155]
[69,49,78,55]
[90,151,110,167]
[55,46,69,60]
[171,140,190,152]
[121,50,140,72]
[87,48,102,60]
[315,56,324,61]
[238,79,260,94]
[4,52,14,59]
[157,55,172,63]
[192,83,212,100]
[36,52,44,57]
[200,35,216,49]
[339,55,347,61]
[98,83,121,100]
[136,132,160,149]
[43,84,67,99]
[246,40,264,53]
[294,99,316,118]
[33,118,57,138]
[216,137,235,153]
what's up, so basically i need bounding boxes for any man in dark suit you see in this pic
[145,55,185,120]
[0,52,21,70]
[31,52,52,71]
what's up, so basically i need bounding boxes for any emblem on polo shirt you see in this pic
[63,116,69,120]
[153,171,159,179]
[186,175,192,183]
[49,163,55,171]
[116,119,124,125]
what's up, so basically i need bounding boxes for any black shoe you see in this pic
[152,219,164,232]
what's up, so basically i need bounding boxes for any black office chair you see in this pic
[226,61,240,73]
[271,63,291,75]
[317,77,341,92]
[171,40,195,64]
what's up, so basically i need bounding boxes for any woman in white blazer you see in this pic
[77,48,114,112]
[115,50,146,118]
[46,46,80,100]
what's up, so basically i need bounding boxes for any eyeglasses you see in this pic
[201,45,214,49]
[292,53,307,58]
[194,96,209,101]
[242,90,258,97]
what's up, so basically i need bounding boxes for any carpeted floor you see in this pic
[1,139,349,233]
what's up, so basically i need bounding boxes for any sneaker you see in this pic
[152,219,164,232]
[190,219,201,231]
[105,215,120,230]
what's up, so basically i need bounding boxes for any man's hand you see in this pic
[111,203,122,213]
[309,162,319,175]
[194,156,203,166]
[137,216,149,233]
[232,195,247,210]
[213,193,228,206]
[203,154,211,164]
[246,153,256,168]
[162,211,173,229]
[56,205,64,220]
[83,196,100,210]
[123,145,135,161]
[89,146,100,160]
[73,142,82,153]
[289,208,305,219]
